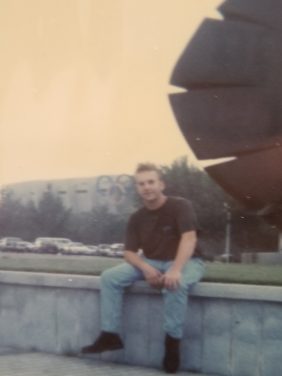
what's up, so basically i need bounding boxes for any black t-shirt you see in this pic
[125,196,201,261]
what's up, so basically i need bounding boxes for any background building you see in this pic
[2,175,135,215]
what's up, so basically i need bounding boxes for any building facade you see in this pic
[3,175,135,215]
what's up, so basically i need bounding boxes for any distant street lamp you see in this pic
[223,202,231,262]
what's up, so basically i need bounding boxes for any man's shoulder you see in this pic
[165,197,195,216]
[167,196,193,207]
[129,206,147,220]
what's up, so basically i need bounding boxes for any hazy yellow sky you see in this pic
[0,0,222,186]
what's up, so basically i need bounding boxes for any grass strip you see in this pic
[0,253,282,286]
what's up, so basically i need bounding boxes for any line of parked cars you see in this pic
[0,237,124,257]
[0,237,36,252]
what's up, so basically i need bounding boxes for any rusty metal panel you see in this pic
[206,146,282,210]
[170,19,268,89]
[219,0,282,28]
[169,88,276,159]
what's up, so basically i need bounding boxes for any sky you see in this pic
[0,0,222,186]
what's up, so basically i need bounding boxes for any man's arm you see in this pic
[124,250,163,288]
[162,230,197,290]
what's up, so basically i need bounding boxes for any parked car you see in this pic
[86,245,101,256]
[34,237,72,254]
[62,242,93,255]
[217,253,241,263]
[0,237,22,250]
[110,243,124,257]
[97,244,113,257]
[11,240,36,252]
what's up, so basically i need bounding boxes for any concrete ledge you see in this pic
[0,270,281,302]
[0,270,281,376]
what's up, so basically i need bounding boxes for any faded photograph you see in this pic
[0,1,281,375]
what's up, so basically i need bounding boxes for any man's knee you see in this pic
[101,268,116,286]
[101,264,131,287]
[101,263,142,289]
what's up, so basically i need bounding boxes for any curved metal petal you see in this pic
[170,0,282,227]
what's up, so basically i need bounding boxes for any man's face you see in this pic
[135,170,165,203]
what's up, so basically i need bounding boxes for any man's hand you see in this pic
[124,251,163,288]
[161,231,196,290]
[162,269,182,290]
[142,264,163,288]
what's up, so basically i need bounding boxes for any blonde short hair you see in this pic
[135,163,164,180]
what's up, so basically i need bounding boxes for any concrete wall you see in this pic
[0,271,281,376]
[242,252,282,264]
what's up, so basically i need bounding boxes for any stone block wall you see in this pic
[0,271,281,376]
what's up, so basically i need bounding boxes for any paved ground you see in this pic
[0,352,215,376]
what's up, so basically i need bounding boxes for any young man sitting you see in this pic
[81,163,205,374]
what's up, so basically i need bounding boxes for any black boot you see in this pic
[81,331,124,354]
[162,334,180,373]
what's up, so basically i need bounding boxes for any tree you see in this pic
[69,206,129,245]
[162,157,229,231]
[32,185,71,237]
[161,156,278,259]
[0,189,27,238]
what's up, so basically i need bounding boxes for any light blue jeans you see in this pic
[100,257,205,339]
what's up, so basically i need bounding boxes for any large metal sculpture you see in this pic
[169,0,282,228]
